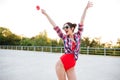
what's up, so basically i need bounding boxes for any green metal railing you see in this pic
[0,45,120,56]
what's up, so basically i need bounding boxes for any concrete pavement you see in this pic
[0,49,120,80]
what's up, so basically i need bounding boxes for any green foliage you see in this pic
[58,39,64,46]
[90,39,98,47]
[81,37,100,47]
[0,27,120,48]
[32,31,52,46]
[117,38,120,48]
[0,27,21,45]
[20,38,32,46]
[81,37,90,47]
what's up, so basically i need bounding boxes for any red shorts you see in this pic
[60,53,76,71]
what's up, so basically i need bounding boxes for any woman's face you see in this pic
[63,24,74,36]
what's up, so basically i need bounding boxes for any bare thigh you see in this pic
[55,60,66,80]
[66,67,77,80]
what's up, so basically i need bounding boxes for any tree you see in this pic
[90,39,98,47]
[33,30,52,46]
[58,39,64,46]
[117,38,120,47]
[20,38,32,46]
[81,37,90,47]
[0,27,21,45]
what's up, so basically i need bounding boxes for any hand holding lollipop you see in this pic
[41,9,47,15]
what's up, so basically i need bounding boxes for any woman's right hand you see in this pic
[41,9,47,15]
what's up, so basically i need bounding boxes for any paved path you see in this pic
[0,49,120,80]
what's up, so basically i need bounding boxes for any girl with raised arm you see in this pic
[41,1,93,80]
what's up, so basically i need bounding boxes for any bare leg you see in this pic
[66,67,77,80]
[55,60,66,80]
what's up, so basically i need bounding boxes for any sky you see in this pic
[0,0,120,44]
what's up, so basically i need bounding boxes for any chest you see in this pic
[64,35,80,45]
[64,37,78,49]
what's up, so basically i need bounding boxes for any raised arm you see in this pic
[41,9,57,28]
[76,1,93,35]
[41,9,65,39]
[80,1,93,25]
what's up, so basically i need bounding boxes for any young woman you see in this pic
[41,1,93,80]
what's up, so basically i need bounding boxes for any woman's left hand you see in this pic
[86,1,93,9]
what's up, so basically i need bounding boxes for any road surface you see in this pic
[0,49,120,80]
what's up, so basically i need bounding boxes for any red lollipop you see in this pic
[36,5,40,10]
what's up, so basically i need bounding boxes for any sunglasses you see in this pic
[62,24,70,29]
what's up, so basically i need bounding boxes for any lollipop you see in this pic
[36,5,40,10]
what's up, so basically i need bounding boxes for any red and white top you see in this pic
[54,24,83,60]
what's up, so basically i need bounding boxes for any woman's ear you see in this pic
[72,27,75,32]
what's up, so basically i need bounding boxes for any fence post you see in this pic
[50,46,52,53]
[104,48,106,56]
[113,48,115,55]
[7,45,8,49]
[15,46,17,50]
[42,47,43,52]
[21,46,23,50]
[33,46,34,51]
[61,47,62,53]
[87,46,89,55]
[27,46,29,51]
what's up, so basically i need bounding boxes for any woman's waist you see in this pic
[64,50,74,54]
[65,53,74,54]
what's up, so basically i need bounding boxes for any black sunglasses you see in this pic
[63,24,70,29]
